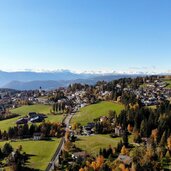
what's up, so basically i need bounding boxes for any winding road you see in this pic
[45,114,73,171]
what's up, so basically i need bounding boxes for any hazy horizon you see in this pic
[0,68,171,75]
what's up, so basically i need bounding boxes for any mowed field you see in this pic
[0,138,61,170]
[74,134,133,157]
[0,104,64,131]
[71,101,124,125]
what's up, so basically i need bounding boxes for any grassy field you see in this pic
[0,104,64,131]
[74,134,133,157]
[147,105,157,110]
[140,83,147,88]
[165,80,171,88]
[0,138,61,170]
[71,101,124,125]
[11,104,51,115]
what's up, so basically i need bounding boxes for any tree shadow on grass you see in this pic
[23,153,37,164]
[75,137,83,141]
[20,154,41,171]
[36,138,55,142]
[43,138,55,141]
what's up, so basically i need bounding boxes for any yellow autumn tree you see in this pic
[83,166,89,171]
[64,140,72,152]
[96,155,104,168]
[65,129,70,141]
[121,145,128,155]
[151,128,158,142]
[165,150,171,158]
[129,103,139,110]
[146,146,154,159]
[86,160,91,167]
[119,163,126,171]
[79,168,85,171]
[167,136,171,150]
[72,122,78,130]
[91,161,97,170]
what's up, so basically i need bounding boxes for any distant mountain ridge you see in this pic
[2,74,138,90]
[3,80,68,90]
[0,70,95,87]
[1,69,167,90]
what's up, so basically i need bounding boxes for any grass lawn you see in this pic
[165,80,171,88]
[11,104,51,116]
[140,83,147,88]
[74,134,133,157]
[147,105,157,110]
[0,138,61,170]
[46,113,64,123]
[71,101,124,126]
[0,104,64,131]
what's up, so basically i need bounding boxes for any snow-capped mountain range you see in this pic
[0,69,170,90]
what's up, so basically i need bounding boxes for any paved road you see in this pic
[64,114,73,128]
[45,114,73,171]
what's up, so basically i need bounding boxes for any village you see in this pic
[0,76,171,170]
[0,76,171,116]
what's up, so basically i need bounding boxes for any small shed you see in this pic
[117,154,132,165]
[72,151,88,159]
[33,133,42,140]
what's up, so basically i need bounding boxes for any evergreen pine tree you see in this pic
[123,131,129,147]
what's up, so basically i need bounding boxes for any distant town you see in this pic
[1,75,171,114]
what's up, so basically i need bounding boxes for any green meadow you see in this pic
[165,80,171,88]
[74,135,121,156]
[0,138,61,170]
[74,134,133,157]
[0,104,64,131]
[71,101,124,125]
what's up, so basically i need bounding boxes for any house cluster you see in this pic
[0,90,13,109]
[12,89,48,105]
[1,78,171,118]
[135,79,171,106]
[75,114,124,137]
[97,90,112,100]
[16,112,47,124]
[0,88,50,112]
[81,122,95,135]
[67,90,90,112]
[0,105,6,115]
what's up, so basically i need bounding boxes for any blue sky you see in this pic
[0,0,171,73]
